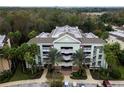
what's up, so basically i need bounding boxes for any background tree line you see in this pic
[0,8,123,47]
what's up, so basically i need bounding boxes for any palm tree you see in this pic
[104,44,118,77]
[24,52,35,74]
[73,48,85,75]
[48,48,61,71]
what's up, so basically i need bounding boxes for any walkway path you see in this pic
[85,69,94,81]
[39,69,48,82]
[1,69,124,87]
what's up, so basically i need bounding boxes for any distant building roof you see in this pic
[0,35,6,48]
[112,25,124,31]
[116,27,124,31]
[109,31,124,38]
[109,31,124,42]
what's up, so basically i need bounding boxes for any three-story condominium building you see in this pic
[28,25,107,69]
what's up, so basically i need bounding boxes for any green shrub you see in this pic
[0,71,12,83]
[109,69,121,79]
[70,69,87,79]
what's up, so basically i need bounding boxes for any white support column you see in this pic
[38,44,43,65]
[95,48,99,67]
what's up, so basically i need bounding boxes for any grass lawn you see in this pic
[9,67,30,81]
[118,65,124,79]
[46,70,64,81]
[9,66,44,82]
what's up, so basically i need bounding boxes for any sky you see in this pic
[0,0,124,7]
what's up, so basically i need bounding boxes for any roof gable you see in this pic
[53,34,81,44]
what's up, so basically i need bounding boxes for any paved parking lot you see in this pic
[9,83,49,87]
[5,82,124,87]
[111,84,124,87]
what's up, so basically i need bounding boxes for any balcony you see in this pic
[43,54,49,58]
[63,55,72,61]
[57,62,73,66]
[42,47,50,52]
[84,54,91,58]
[61,49,74,54]
[83,48,91,52]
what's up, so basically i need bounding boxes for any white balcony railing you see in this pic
[84,48,91,50]
[63,55,72,60]
[84,54,91,58]
[43,47,50,51]
[57,62,73,66]
[43,54,49,58]
[61,49,73,54]
[83,48,91,52]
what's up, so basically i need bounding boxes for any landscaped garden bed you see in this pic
[90,66,124,80]
[70,69,87,80]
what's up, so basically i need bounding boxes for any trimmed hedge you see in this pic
[0,71,13,83]
[109,69,121,79]
[70,69,87,79]
[90,68,122,80]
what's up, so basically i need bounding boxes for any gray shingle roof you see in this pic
[81,38,105,44]
[28,37,55,44]
[110,34,124,42]
[27,26,105,44]
[28,36,105,44]
[116,27,124,31]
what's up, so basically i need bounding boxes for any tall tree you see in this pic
[73,48,86,75]
[28,30,37,39]
[24,52,35,74]
[118,50,124,65]
[16,43,30,72]
[48,48,61,71]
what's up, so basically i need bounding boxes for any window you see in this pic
[92,62,96,66]
[83,45,91,50]
[98,55,102,59]
[99,46,103,53]
[43,51,49,54]
[38,62,41,65]
[98,61,101,66]
[42,45,51,47]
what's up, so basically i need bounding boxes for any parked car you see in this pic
[103,80,112,87]
[97,83,102,87]
[64,81,69,87]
